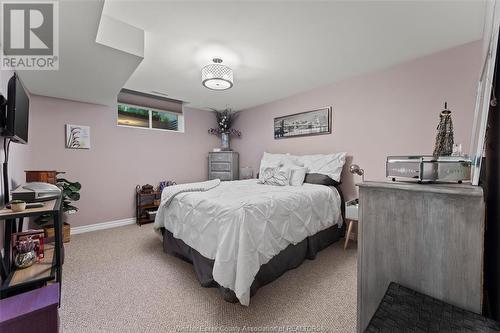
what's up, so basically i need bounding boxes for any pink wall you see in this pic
[232,41,483,200]
[24,96,219,227]
[0,40,483,230]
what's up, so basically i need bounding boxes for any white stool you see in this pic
[344,199,359,250]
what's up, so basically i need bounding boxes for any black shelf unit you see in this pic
[0,195,63,303]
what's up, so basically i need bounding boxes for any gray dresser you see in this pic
[357,181,485,332]
[208,151,239,181]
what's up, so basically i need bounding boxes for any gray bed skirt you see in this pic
[161,223,346,303]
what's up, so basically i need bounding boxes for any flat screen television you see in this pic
[4,73,29,144]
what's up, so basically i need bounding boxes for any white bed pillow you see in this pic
[293,153,347,182]
[288,166,308,186]
[261,152,289,164]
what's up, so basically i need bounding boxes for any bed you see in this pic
[153,165,346,305]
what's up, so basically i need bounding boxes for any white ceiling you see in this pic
[14,0,487,110]
[16,0,143,106]
[104,0,487,111]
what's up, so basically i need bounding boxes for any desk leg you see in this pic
[0,258,6,281]
[17,217,23,232]
[53,210,62,306]
[1,219,13,280]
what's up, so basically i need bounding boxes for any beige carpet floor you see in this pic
[60,224,357,333]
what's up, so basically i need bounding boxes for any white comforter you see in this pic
[153,179,342,306]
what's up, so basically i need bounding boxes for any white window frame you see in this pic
[117,102,184,133]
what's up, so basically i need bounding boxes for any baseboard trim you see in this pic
[71,217,136,235]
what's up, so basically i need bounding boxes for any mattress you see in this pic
[153,179,343,305]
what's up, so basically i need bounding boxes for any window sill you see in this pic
[117,124,185,133]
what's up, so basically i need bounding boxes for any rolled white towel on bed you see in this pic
[159,179,221,208]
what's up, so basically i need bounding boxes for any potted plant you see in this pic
[58,177,81,214]
[208,108,241,150]
[35,176,81,243]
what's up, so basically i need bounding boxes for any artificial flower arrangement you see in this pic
[208,108,242,137]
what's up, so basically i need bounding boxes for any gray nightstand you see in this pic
[208,151,239,181]
[344,199,359,250]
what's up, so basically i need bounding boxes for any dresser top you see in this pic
[358,181,483,197]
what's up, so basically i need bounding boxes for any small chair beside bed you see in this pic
[153,152,347,306]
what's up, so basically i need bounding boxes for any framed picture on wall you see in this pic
[274,107,332,139]
[65,124,90,149]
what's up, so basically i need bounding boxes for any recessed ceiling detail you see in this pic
[201,58,234,91]
[16,0,144,106]
[106,1,485,111]
[12,1,488,110]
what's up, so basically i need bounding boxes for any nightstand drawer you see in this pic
[211,162,231,172]
[209,171,232,181]
[209,153,233,162]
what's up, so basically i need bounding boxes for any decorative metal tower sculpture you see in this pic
[433,102,454,156]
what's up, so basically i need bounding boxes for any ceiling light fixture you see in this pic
[201,58,234,91]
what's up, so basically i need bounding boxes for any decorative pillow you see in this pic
[258,159,282,181]
[289,166,308,186]
[293,153,347,182]
[304,173,340,186]
[258,166,291,186]
[259,152,303,181]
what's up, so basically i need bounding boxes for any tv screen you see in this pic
[5,73,29,144]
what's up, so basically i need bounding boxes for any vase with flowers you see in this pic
[14,237,37,269]
[208,108,241,151]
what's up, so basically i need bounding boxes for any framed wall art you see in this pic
[66,124,90,149]
[274,107,332,139]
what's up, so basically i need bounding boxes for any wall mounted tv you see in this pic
[3,73,29,144]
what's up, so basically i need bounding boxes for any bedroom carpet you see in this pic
[60,224,357,333]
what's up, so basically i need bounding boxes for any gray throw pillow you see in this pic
[303,173,340,186]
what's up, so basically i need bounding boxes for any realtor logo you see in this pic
[1,1,59,70]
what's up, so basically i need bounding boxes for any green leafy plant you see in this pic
[34,177,82,227]
[57,178,81,213]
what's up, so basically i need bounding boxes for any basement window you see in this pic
[117,104,149,128]
[151,110,179,131]
[116,89,184,132]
